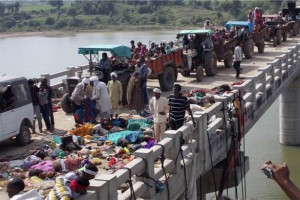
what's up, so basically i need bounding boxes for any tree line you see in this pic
[0,0,287,33]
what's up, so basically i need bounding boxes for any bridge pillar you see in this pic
[280,75,300,145]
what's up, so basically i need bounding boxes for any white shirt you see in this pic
[149,96,169,123]
[234,46,243,62]
[11,189,43,200]
[92,81,112,113]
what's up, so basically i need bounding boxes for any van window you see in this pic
[13,83,31,108]
[0,86,15,113]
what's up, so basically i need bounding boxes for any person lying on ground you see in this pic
[6,177,43,200]
[262,161,300,200]
[65,163,99,181]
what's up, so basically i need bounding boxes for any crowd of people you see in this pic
[130,40,179,62]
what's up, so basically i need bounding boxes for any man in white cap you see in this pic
[90,76,111,122]
[71,77,90,124]
[107,72,123,119]
[149,88,169,142]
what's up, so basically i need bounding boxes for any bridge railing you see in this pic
[87,44,300,199]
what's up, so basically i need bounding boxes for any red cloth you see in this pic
[70,179,88,191]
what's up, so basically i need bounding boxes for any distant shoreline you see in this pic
[0,25,199,39]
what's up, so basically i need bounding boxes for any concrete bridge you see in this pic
[41,43,300,199]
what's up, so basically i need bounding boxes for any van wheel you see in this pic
[61,93,73,114]
[17,125,31,145]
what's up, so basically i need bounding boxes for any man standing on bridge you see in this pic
[168,84,196,130]
[234,42,243,78]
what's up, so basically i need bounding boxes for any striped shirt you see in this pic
[168,94,189,122]
[47,177,72,200]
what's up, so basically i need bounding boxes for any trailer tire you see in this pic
[61,93,73,114]
[289,29,293,38]
[243,40,254,59]
[276,30,282,45]
[257,40,265,53]
[224,50,233,68]
[196,66,204,82]
[158,67,175,91]
[273,37,277,47]
[282,31,287,41]
[293,24,298,36]
[204,51,217,76]
[17,124,31,146]
[173,67,178,81]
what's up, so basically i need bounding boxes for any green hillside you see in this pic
[0,0,286,33]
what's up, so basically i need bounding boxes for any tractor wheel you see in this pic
[61,93,73,114]
[257,40,265,54]
[293,23,298,36]
[273,37,277,47]
[243,40,254,59]
[17,124,31,146]
[181,70,191,77]
[196,66,204,82]
[224,50,233,68]
[289,29,293,38]
[276,30,282,45]
[282,31,287,42]
[173,67,178,81]
[203,51,218,76]
[158,67,175,91]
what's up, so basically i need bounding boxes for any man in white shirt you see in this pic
[90,76,111,122]
[234,42,243,78]
[149,88,169,142]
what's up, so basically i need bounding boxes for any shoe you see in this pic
[39,129,44,133]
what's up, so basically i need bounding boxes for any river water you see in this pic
[1,31,299,199]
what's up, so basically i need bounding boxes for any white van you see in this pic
[0,76,34,145]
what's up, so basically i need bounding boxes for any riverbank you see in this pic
[0,25,190,39]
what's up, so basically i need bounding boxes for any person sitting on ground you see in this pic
[65,163,99,181]
[6,177,43,200]
[47,175,90,200]
[262,161,300,200]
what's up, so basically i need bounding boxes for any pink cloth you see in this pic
[29,161,54,172]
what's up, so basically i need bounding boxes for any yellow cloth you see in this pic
[68,124,94,137]
[107,80,123,109]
